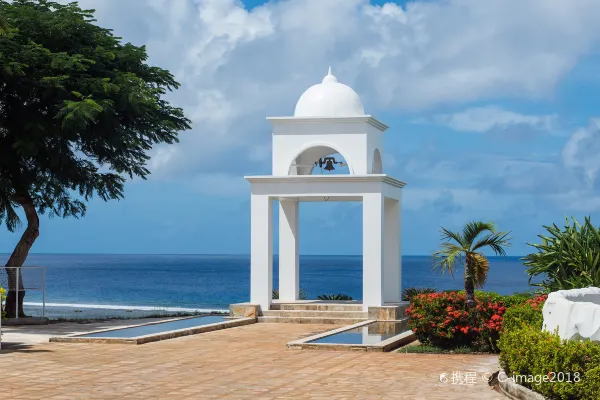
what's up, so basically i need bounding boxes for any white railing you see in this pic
[1,266,46,319]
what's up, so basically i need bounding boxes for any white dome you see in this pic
[294,68,365,117]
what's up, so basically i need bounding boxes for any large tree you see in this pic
[432,221,511,311]
[0,0,190,317]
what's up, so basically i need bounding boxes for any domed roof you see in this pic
[294,67,365,117]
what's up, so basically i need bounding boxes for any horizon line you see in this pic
[0,252,525,258]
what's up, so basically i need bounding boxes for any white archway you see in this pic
[287,143,353,175]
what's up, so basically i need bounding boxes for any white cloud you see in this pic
[433,106,558,133]
[64,0,600,179]
[563,118,600,186]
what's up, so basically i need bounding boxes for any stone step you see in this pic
[258,316,367,325]
[270,303,363,311]
[261,310,368,318]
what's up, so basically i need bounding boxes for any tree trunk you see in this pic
[4,195,39,318]
[464,256,476,310]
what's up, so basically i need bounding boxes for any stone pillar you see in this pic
[383,197,401,303]
[362,193,384,311]
[279,199,299,301]
[250,195,273,311]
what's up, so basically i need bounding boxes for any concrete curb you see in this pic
[3,317,48,326]
[496,371,548,400]
[50,317,255,345]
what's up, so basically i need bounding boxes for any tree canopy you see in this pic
[0,0,190,230]
[0,0,190,317]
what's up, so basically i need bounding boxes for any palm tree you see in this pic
[433,221,511,310]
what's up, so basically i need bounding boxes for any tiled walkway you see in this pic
[2,323,506,399]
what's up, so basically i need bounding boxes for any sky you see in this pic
[2,0,600,256]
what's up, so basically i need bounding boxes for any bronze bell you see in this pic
[324,159,335,171]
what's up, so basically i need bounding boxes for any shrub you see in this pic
[498,324,600,399]
[406,291,508,352]
[522,216,600,291]
[502,294,547,333]
[316,293,353,300]
[478,291,535,308]
[498,292,600,399]
[440,290,534,308]
[401,287,436,301]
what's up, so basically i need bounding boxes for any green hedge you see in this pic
[498,292,600,399]
[498,325,600,399]
[501,294,546,332]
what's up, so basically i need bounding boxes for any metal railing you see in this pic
[0,266,46,318]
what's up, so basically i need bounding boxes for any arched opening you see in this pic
[372,149,382,174]
[288,145,352,175]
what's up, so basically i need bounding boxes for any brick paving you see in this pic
[1,323,506,399]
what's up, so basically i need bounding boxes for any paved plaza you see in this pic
[2,322,506,399]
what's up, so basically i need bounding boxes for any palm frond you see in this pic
[439,227,466,248]
[462,221,497,247]
[470,252,490,288]
[471,231,511,255]
[433,242,464,277]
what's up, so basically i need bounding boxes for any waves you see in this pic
[23,302,228,313]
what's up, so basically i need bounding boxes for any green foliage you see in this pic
[432,221,511,305]
[501,294,547,333]
[0,0,190,230]
[406,291,508,352]
[272,289,307,300]
[522,216,600,291]
[498,325,600,399]
[0,286,6,318]
[498,292,600,399]
[316,293,353,301]
[401,287,437,301]
[475,291,535,308]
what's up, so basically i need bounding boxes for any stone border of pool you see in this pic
[286,320,416,352]
[49,316,256,345]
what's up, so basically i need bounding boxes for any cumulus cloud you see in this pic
[63,0,600,180]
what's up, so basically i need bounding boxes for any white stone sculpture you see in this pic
[542,287,600,341]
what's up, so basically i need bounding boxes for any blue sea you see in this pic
[0,254,537,318]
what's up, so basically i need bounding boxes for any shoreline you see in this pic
[21,302,229,320]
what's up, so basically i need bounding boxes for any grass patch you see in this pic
[397,344,491,354]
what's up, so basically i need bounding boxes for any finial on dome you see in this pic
[322,66,338,84]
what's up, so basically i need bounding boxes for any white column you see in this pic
[383,198,401,303]
[279,199,299,301]
[250,194,273,311]
[362,192,384,310]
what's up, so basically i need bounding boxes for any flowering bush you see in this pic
[406,291,508,351]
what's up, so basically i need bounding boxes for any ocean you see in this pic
[0,254,537,318]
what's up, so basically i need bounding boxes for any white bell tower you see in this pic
[245,68,405,312]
